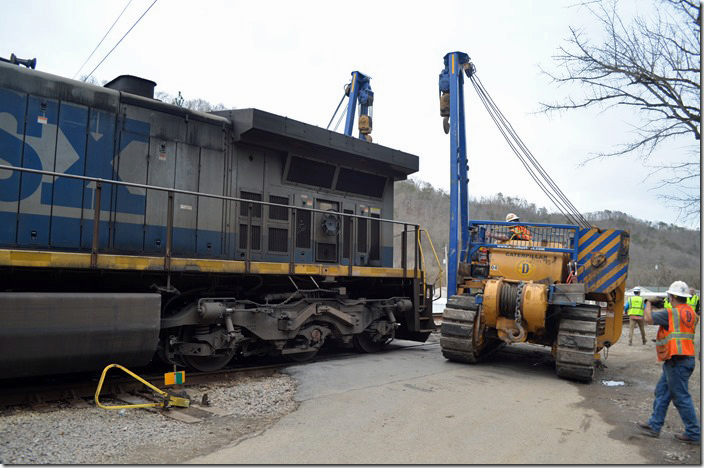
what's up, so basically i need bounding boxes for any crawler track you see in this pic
[440,295,503,363]
[555,305,600,382]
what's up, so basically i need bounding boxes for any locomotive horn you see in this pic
[0,53,37,69]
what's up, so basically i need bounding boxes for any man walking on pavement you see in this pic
[637,281,700,445]
[626,286,647,346]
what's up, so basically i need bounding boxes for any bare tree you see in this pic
[541,0,700,220]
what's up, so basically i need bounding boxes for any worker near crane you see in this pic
[637,280,700,445]
[488,213,532,243]
[687,288,700,316]
[625,287,647,346]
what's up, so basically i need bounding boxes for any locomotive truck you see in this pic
[0,59,434,379]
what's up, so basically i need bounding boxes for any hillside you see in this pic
[393,178,700,289]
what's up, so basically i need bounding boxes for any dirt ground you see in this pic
[575,320,702,464]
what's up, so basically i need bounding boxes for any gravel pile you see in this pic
[0,373,298,464]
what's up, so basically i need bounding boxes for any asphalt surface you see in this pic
[186,329,701,464]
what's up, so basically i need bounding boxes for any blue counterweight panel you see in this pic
[47,102,89,248]
[197,147,225,257]
[113,119,149,252]
[17,96,59,248]
[80,109,116,250]
[0,88,28,245]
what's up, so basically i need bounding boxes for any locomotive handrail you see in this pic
[0,164,422,276]
[0,164,419,226]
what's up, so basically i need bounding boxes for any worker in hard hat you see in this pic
[488,213,532,242]
[637,280,700,445]
[625,286,647,346]
[687,288,700,316]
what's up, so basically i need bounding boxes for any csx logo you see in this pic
[515,261,533,276]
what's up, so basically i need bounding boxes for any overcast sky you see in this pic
[1,0,700,228]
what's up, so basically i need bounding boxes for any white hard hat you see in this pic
[506,213,519,222]
[666,280,691,298]
[633,286,641,293]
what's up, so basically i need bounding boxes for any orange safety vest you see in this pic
[509,226,532,241]
[655,303,696,362]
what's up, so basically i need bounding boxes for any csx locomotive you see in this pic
[0,60,434,379]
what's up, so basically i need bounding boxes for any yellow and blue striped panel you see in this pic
[576,228,630,294]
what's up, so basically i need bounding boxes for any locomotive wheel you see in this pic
[353,332,390,353]
[555,305,599,382]
[285,349,319,362]
[181,350,236,372]
[440,294,504,363]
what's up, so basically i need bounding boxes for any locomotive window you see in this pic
[240,192,262,218]
[269,195,289,221]
[268,227,289,252]
[335,168,386,198]
[370,213,380,261]
[295,210,311,249]
[286,156,335,189]
[239,224,261,250]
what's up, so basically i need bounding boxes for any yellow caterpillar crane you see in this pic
[438,51,629,382]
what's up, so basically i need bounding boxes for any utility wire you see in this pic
[73,0,133,79]
[83,0,158,82]
[468,73,591,229]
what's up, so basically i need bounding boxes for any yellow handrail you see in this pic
[418,228,443,300]
[94,364,190,410]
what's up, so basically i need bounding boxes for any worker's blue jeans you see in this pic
[648,356,700,441]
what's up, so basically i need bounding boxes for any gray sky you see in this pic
[1,0,699,228]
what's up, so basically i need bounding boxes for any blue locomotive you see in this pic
[0,59,434,378]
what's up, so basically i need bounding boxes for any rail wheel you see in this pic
[181,349,236,372]
[440,294,504,363]
[353,331,391,353]
[285,350,319,362]
[555,305,599,382]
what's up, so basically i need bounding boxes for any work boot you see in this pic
[636,422,660,438]
[674,434,700,445]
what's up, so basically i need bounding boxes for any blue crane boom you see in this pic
[438,52,475,297]
[344,71,374,141]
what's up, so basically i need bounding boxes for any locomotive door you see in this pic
[314,199,340,263]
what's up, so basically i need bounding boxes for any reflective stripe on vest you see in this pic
[655,305,696,361]
[628,296,645,316]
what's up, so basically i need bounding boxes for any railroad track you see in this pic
[0,341,439,409]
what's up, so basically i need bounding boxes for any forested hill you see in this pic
[394,178,701,289]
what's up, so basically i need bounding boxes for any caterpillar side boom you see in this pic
[438,51,629,382]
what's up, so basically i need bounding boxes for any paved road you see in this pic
[186,336,696,464]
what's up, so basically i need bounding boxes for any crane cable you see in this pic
[83,0,158,82]
[72,0,134,80]
[471,74,591,228]
[468,73,591,229]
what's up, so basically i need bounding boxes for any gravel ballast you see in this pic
[0,373,298,464]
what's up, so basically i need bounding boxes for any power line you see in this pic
[72,0,134,80]
[83,0,158,83]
